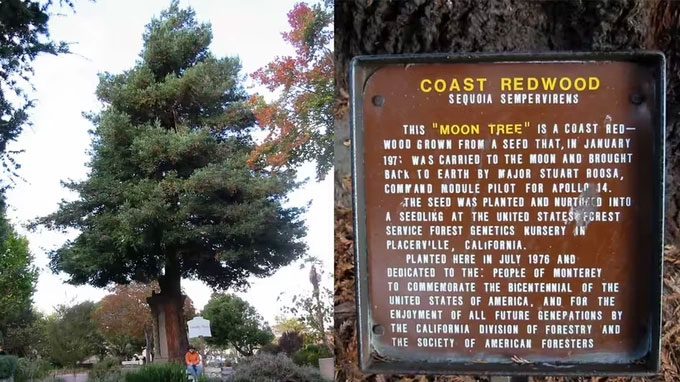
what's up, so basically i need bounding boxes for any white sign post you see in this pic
[187,316,212,339]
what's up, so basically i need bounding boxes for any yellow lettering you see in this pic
[589,77,600,90]
[513,77,523,91]
[501,78,512,91]
[541,77,556,90]
[463,78,474,91]
[498,77,600,92]
[558,77,572,90]
[574,77,586,91]
[420,79,432,93]
[434,79,446,92]
[527,77,538,90]
[420,77,490,93]
[439,124,480,135]
[478,78,487,91]
[448,79,460,92]
[489,123,523,135]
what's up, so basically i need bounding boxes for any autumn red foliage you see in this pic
[93,282,195,357]
[250,1,333,179]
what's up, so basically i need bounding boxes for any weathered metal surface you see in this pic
[351,52,665,375]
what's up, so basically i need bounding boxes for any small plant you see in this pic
[233,352,324,382]
[258,343,281,355]
[88,356,123,382]
[124,363,188,382]
[0,355,18,379]
[292,344,333,367]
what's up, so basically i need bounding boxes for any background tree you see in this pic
[278,331,304,356]
[2,313,48,358]
[45,301,103,369]
[0,0,75,177]
[33,1,306,362]
[281,260,332,352]
[0,198,38,346]
[334,1,679,381]
[202,294,274,356]
[250,0,333,180]
[273,316,310,338]
[93,282,195,359]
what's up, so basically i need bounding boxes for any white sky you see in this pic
[4,0,332,326]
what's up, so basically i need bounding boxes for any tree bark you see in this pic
[649,0,680,244]
[334,1,665,381]
[147,257,188,364]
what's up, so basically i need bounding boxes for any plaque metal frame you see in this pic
[350,52,665,376]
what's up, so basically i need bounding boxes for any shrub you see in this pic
[258,343,281,355]
[292,344,332,367]
[15,357,53,382]
[232,352,324,382]
[88,357,123,382]
[0,355,18,378]
[124,363,187,382]
[278,332,303,355]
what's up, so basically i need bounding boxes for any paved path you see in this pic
[51,372,88,382]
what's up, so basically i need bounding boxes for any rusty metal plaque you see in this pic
[351,53,665,376]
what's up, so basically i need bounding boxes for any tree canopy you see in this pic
[250,1,333,180]
[202,294,274,356]
[273,316,310,338]
[33,1,307,292]
[45,301,103,367]
[2,313,48,358]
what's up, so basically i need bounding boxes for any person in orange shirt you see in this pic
[185,346,203,379]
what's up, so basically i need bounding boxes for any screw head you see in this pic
[372,95,385,107]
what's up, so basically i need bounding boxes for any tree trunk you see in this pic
[649,0,680,244]
[334,1,661,381]
[144,327,153,363]
[147,261,188,364]
[313,285,332,354]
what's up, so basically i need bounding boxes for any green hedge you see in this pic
[0,356,18,379]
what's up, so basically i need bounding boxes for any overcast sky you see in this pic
[4,0,332,326]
